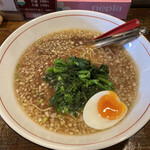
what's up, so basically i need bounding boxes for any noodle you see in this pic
[32,104,52,112]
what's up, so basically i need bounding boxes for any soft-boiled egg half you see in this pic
[83,91,127,130]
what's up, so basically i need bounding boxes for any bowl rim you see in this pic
[0,10,150,150]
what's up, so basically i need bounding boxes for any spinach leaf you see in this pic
[44,56,115,117]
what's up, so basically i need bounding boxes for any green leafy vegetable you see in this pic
[44,56,115,117]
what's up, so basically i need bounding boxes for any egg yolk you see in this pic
[97,91,127,120]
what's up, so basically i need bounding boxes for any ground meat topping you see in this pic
[14,29,138,135]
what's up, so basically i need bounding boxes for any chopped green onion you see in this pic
[16,64,20,69]
[15,73,19,79]
[39,99,44,104]
[56,114,62,118]
[36,52,39,56]
[35,92,39,96]
[42,117,48,124]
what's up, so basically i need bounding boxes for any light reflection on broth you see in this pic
[14,29,138,135]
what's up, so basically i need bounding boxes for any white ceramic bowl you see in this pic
[0,10,150,150]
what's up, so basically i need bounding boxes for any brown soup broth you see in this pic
[14,29,139,135]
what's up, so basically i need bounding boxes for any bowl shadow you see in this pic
[102,139,128,150]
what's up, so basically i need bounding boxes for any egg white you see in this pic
[83,91,127,130]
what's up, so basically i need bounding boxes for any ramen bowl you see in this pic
[0,10,150,150]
